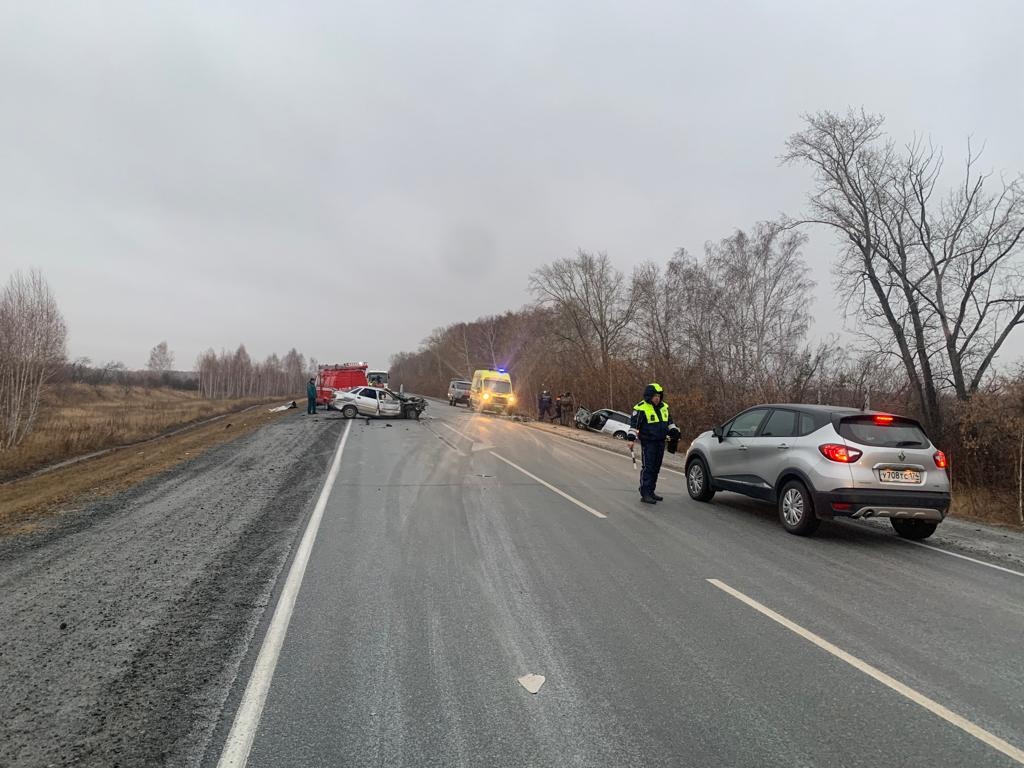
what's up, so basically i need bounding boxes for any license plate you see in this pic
[879,468,921,484]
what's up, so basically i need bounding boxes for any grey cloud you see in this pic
[1,1,1022,369]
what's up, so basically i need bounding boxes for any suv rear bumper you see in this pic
[812,488,951,522]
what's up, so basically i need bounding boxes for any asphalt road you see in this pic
[209,403,1024,768]
[0,411,343,767]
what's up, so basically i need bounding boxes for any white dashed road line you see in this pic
[707,578,1024,766]
[490,451,608,519]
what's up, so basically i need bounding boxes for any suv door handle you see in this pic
[737,444,748,451]
[777,443,790,449]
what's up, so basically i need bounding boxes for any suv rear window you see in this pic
[838,416,928,448]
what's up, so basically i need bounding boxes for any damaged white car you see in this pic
[331,386,427,420]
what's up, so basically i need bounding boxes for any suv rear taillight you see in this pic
[933,451,948,470]
[819,443,862,463]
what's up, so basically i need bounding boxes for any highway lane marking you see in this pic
[707,578,1024,766]
[439,421,475,440]
[217,419,353,768]
[522,425,685,476]
[541,428,1022,577]
[900,540,1024,579]
[438,421,495,451]
[490,452,607,519]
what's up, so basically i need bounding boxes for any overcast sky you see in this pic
[2,1,1023,371]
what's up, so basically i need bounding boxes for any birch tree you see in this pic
[0,270,67,449]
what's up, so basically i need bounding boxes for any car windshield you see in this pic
[483,380,511,394]
[839,417,928,448]
[453,382,469,390]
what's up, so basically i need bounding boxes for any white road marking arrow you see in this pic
[517,673,545,694]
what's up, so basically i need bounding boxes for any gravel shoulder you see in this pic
[0,410,345,767]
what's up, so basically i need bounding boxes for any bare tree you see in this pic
[784,109,1024,434]
[147,341,175,374]
[146,340,175,386]
[674,223,817,404]
[530,249,638,404]
[629,250,698,381]
[0,269,67,449]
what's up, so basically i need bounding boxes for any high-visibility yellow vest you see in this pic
[634,400,670,423]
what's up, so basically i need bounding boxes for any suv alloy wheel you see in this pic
[778,480,820,536]
[686,458,715,502]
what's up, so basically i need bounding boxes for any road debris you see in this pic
[268,401,298,413]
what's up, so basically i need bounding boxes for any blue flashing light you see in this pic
[497,367,506,373]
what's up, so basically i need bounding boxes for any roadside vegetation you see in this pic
[0,268,313,494]
[0,404,288,533]
[0,384,272,482]
[391,109,1024,528]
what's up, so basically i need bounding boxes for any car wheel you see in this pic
[613,431,626,440]
[686,458,715,502]
[890,518,938,540]
[341,404,358,419]
[778,480,820,536]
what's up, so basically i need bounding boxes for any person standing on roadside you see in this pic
[306,377,317,415]
[538,389,553,421]
[560,391,575,426]
[626,382,680,504]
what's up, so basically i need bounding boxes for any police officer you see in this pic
[626,382,680,504]
[306,377,317,415]
[538,389,553,421]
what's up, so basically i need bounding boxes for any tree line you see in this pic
[0,266,313,450]
[390,229,885,438]
[194,346,312,400]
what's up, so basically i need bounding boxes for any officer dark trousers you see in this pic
[639,439,665,497]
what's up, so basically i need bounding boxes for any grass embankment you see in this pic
[951,488,1024,528]
[0,386,295,534]
[0,384,280,482]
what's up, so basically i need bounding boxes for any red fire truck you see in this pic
[316,362,369,406]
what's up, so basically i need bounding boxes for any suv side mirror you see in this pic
[712,425,724,441]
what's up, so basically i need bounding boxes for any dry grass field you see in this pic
[0,384,285,482]
[0,403,291,533]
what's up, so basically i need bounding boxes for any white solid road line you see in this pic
[901,539,1024,579]
[707,578,1024,766]
[217,419,353,768]
[490,451,607,519]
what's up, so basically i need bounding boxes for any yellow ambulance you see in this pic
[468,368,515,414]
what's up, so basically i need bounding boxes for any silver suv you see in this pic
[447,379,471,407]
[684,405,951,539]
